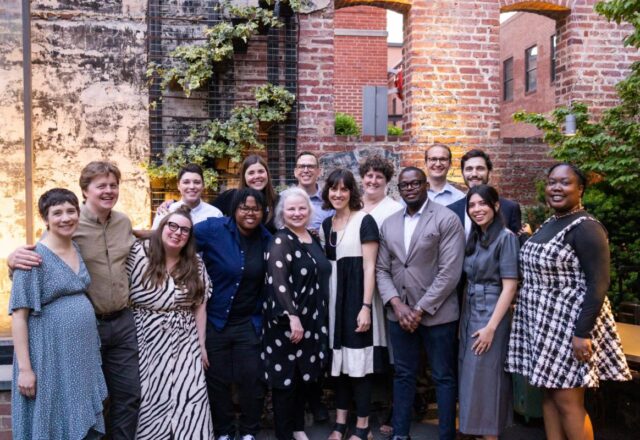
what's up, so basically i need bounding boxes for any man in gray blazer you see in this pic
[376,167,465,440]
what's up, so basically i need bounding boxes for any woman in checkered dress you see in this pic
[506,163,630,440]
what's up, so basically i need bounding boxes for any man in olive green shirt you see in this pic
[9,161,140,440]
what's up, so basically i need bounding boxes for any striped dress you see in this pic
[127,240,213,440]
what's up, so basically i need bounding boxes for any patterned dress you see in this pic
[506,216,631,388]
[9,242,107,440]
[263,228,331,388]
[127,240,213,440]
[322,210,387,377]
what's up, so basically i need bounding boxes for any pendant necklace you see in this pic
[329,211,352,248]
[552,204,584,220]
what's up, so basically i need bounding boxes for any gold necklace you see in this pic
[552,204,584,220]
[329,211,352,248]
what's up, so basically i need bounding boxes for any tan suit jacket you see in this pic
[376,198,465,327]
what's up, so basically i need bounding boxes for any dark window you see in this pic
[550,34,557,83]
[503,57,513,101]
[525,45,538,92]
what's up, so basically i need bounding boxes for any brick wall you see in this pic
[0,391,10,439]
[334,6,388,125]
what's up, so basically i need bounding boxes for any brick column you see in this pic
[297,6,337,153]
[404,0,502,147]
[555,0,638,112]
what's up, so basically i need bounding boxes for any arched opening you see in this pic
[333,1,409,136]
[500,1,570,19]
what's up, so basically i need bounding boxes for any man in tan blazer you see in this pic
[376,166,465,440]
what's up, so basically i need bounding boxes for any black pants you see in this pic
[272,370,316,440]
[335,374,373,418]
[97,308,141,440]
[205,320,265,437]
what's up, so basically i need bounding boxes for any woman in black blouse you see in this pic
[506,163,630,440]
[264,187,331,440]
[214,155,279,233]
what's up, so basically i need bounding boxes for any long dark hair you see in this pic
[144,206,205,303]
[465,185,504,256]
[321,168,363,211]
[240,154,277,223]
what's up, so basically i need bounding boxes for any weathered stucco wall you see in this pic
[0,0,150,335]
[30,0,150,229]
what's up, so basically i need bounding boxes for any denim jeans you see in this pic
[389,320,458,440]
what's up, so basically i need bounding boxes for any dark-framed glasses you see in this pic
[166,221,191,235]
[398,180,426,191]
[296,164,318,170]
[238,204,261,214]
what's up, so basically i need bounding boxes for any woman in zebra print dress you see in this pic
[127,206,213,440]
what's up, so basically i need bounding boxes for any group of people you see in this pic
[7,144,632,440]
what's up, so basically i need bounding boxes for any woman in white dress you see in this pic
[358,155,402,436]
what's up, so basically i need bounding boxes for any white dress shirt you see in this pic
[403,199,429,254]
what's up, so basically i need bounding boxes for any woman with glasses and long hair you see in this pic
[195,188,272,440]
[10,188,107,440]
[127,206,213,439]
[458,185,518,440]
[214,154,279,233]
[321,169,386,440]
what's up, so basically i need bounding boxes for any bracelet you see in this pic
[362,303,372,310]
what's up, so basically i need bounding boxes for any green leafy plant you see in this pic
[255,83,296,123]
[147,3,285,97]
[512,1,640,304]
[148,85,295,190]
[387,124,403,136]
[335,112,360,136]
[260,0,303,13]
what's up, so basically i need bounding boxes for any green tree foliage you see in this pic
[513,1,640,303]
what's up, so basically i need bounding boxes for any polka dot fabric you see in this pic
[263,228,331,389]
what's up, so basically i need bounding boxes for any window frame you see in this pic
[503,57,514,102]
[550,34,557,83]
[525,44,538,93]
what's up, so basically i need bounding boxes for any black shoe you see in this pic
[312,403,329,423]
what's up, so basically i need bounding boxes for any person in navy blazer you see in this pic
[447,149,522,236]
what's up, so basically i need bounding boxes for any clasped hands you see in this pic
[391,297,423,333]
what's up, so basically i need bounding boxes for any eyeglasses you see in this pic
[296,164,318,170]
[238,205,261,214]
[398,180,426,191]
[427,157,450,164]
[166,221,191,235]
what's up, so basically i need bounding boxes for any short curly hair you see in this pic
[358,155,395,182]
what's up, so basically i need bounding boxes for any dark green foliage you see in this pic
[512,1,640,304]
[335,112,360,136]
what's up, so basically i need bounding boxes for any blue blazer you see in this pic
[447,196,522,234]
[194,216,272,335]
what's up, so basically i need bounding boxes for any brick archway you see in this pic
[500,1,571,18]
[334,0,410,13]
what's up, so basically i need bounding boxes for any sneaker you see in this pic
[216,436,233,440]
[241,435,256,440]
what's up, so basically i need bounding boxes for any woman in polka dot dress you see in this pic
[264,188,331,440]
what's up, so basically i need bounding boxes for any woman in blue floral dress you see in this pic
[10,188,107,440]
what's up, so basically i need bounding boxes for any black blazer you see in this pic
[447,196,522,235]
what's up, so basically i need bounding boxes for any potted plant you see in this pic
[255,83,296,131]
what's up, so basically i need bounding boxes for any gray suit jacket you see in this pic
[376,199,465,327]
